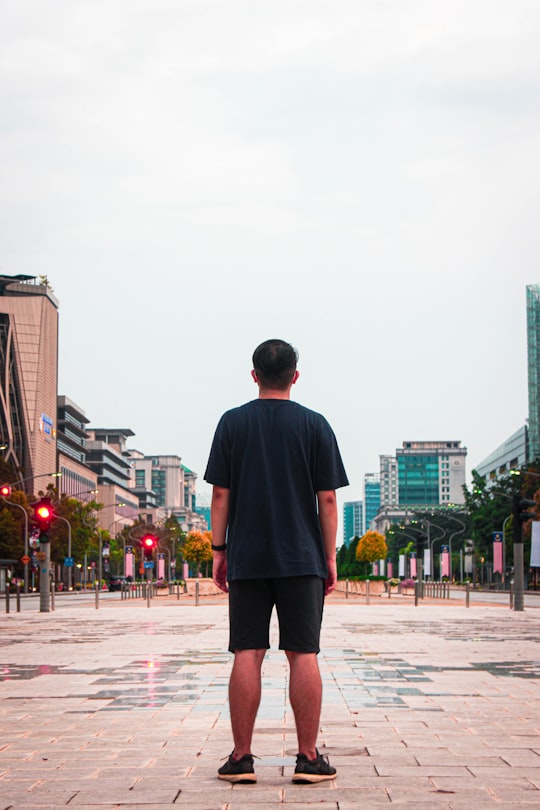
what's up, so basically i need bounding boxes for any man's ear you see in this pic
[251,369,258,383]
[292,370,300,385]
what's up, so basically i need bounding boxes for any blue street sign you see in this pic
[492,532,503,543]
[64,557,74,567]
[144,561,154,569]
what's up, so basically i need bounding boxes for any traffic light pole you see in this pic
[39,540,51,612]
[512,493,526,612]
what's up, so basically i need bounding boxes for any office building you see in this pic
[343,500,363,546]
[85,428,140,531]
[474,426,528,483]
[397,440,467,506]
[129,453,206,532]
[57,396,98,499]
[527,284,540,462]
[0,274,59,489]
[364,473,381,533]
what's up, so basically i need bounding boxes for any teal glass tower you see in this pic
[527,285,540,462]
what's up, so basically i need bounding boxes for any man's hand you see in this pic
[325,557,337,595]
[213,552,229,593]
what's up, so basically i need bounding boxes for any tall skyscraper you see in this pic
[363,473,381,533]
[0,275,58,487]
[343,500,363,546]
[527,284,540,462]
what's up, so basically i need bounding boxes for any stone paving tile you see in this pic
[1,600,540,807]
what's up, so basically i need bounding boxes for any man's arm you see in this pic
[317,490,338,595]
[211,485,230,593]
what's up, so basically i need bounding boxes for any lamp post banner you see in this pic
[398,554,405,578]
[492,532,503,574]
[424,548,431,577]
[441,545,450,578]
[158,553,165,580]
[531,522,540,568]
[409,552,417,578]
[125,546,134,579]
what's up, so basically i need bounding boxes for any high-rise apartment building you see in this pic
[363,473,381,533]
[0,274,58,488]
[379,454,398,506]
[397,441,466,506]
[343,500,363,546]
[527,284,540,461]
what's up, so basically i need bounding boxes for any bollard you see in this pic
[95,581,99,610]
[16,585,21,613]
[465,581,470,608]
[509,580,514,610]
[345,579,349,599]
[177,583,181,601]
[195,580,200,606]
[365,579,370,605]
[147,583,151,607]
[5,586,9,614]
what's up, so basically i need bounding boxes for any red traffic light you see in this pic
[33,497,55,529]
[142,535,156,549]
[0,484,11,497]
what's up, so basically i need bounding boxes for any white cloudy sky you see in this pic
[2,0,540,514]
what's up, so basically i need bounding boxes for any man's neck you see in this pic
[257,387,291,401]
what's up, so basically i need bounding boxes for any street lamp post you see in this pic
[54,515,72,591]
[509,468,540,612]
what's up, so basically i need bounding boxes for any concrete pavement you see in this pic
[1,592,539,808]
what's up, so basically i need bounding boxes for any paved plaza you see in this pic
[1,591,539,809]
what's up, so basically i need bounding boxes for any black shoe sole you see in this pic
[218,773,257,783]
[292,771,337,783]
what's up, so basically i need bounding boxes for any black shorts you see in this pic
[228,576,325,654]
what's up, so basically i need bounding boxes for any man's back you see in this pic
[205,398,348,580]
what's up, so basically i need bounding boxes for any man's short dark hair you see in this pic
[252,339,298,390]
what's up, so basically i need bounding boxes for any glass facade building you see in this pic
[343,501,363,546]
[527,285,540,462]
[397,441,466,507]
[363,474,381,533]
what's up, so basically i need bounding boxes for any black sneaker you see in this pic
[217,752,257,783]
[292,749,337,783]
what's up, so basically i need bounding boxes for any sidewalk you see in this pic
[1,596,539,808]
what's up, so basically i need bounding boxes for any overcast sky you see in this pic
[2,1,539,519]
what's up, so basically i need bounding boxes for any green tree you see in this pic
[463,469,521,567]
[337,536,364,578]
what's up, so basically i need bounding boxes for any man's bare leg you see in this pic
[229,649,266,758]
[286,650,322,760]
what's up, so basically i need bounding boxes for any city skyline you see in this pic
[2,2,538,512]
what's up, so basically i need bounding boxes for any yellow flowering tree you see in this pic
[182,530,213,576]
[356,531,388,575]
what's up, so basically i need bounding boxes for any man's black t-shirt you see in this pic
[204,399,349,581]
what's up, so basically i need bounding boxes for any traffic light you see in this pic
[513,494,537,524]
[141,534,157,560]
[0,484,11,497]
[32,497,55,543]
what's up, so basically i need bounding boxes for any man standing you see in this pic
[204,339,348,784]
